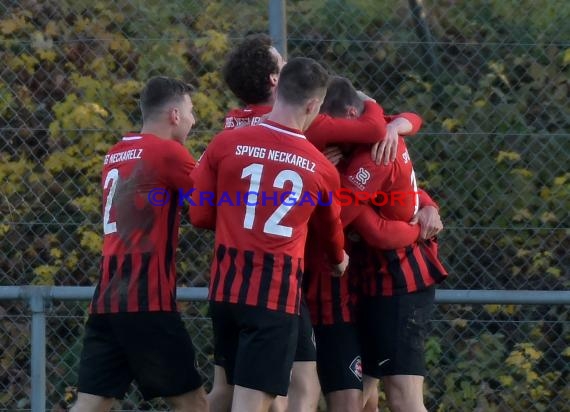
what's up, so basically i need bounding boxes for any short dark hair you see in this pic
[140,76,193,121]
[276,57,329,105]
[320,76,364,117]
[223,34,279,105]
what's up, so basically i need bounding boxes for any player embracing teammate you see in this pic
[72,33,449,412]
[200,34,448,412]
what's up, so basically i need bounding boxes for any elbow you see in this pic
[328,243,345,265]
[401,112,423,134]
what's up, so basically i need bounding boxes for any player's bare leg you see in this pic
[269,395,288,412]
[287,361,321,412]
[207,365,234,412]
[362,375,379,412]
[284,361,320,412]
[232,385,274,412]
[363,388,379,412]
[270,361,319,412]
[165,386,208,412]
[383,375,427,412]
[69,392,114,412]
[325,389,362,412]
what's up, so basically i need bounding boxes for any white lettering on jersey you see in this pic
[104,149,143,165]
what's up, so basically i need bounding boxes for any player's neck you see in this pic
[140,123,174,140]
[247,95,274,109]
[258,98,273,107]
[267,101,307,132]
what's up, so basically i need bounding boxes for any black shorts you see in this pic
[295,299,317,362]
[77,312,203,400]
[358,286,435,378]
[210,301,298,396]
[314,322,362,394]
[214,299,315,365]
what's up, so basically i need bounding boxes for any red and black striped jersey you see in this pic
[339,112,448,295]
[304,189,439,325]
[348,192,447,296]
[190,120,345,315]
[358,239,448,297]
[304,113,424,325]
[90,133,195,314]
[303,227,360,326]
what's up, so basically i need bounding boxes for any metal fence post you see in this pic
[28,287,47,412]
[408,0,440,76]
[269,0,287,60]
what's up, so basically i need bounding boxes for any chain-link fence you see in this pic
[2,291,569,411]
[1,0,569,410]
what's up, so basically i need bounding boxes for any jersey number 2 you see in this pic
[241,164,303,238]
[103,168,119,234]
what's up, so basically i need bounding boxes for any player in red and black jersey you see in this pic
[214,34,312,412]
[299,76,437,412]
[190,57,348,412]
[327,76,447,412]
[71,77,207,412]
[216,34,399,412]
[341,113,448,297]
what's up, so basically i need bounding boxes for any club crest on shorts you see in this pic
[349,356,362,381]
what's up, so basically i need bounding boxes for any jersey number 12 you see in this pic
[241,164,303,238]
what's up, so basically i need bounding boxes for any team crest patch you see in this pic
[349,356,362,381]
[355,167,371,185]
[348,167,371,190]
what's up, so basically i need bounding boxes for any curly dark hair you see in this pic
[223,34,280,105]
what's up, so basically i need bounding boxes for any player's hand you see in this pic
[323,146,343,166]
[410,205,443,240]
[332,250,349,277]
[371,123,398,165]
[356,90,376,102]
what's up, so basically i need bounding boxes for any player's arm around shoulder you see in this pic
[384,112,423,136]
[371,111,423,164]
[347,203,421,250]
[305,99,387,151]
